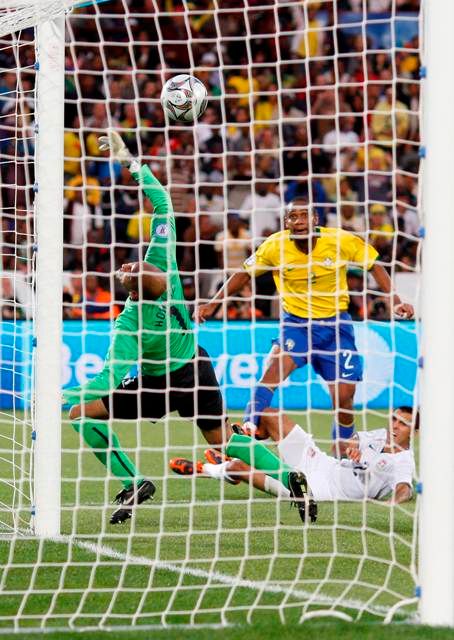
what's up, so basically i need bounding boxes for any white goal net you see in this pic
[0,0,423,632]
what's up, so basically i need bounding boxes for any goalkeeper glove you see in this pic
[98,129,132,166]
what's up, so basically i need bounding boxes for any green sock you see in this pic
[226,433,291,489]
[71,419,143,489]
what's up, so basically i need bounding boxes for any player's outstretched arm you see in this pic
[98,129,172,216]
[370,263,415,319]
[194,271,251,323]
[63,329,138,405]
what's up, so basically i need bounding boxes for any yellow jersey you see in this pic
[243,227,378,318]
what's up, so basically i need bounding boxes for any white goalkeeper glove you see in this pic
[98,129,132,166]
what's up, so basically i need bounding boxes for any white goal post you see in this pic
[1,0,103,537]
[419,0,454,627]
[33,15,64,537]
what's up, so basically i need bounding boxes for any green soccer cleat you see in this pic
[110,479,156,525]
[288,471,317,524]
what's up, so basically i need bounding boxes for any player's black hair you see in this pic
[396,406,420,431]
[286,197,309,212]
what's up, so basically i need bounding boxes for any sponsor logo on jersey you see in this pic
[155,223,169,237]
[244,254,256,267]
[323,257,333,267]
[285,338,295,351]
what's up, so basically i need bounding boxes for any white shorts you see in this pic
[278,425,348,501]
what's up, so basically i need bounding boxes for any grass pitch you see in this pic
[0,410,424,637]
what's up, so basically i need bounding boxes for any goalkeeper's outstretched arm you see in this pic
[99,129,176,270]
[98,129,173,218]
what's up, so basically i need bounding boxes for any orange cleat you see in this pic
[204,448,228,465]
[204,448,240,485]
[169,458,204,476]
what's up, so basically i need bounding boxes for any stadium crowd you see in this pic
[0,0,421,321]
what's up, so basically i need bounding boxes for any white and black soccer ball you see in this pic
[160,74,208,122]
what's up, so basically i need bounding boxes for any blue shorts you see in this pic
[273,312,363,382]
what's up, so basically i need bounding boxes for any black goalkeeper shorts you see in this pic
[101,347,224,431]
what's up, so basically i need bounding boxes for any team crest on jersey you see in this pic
[155,224,169,237]
[285,338,295,351]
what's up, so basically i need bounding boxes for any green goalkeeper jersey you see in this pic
[64,162,196,404]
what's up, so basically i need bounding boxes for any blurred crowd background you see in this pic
[0,0,421,322]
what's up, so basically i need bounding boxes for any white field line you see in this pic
[0,623,232,636]
[51,534,407,617]
[0,530,417,620]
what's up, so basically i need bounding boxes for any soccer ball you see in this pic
[160,74,208,122]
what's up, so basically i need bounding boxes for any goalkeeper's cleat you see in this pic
[110,479,156,525]
[169,458,204,476]
[288,471,317,524]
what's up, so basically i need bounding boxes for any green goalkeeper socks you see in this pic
[226,433,291,489]
[71,419,143,489]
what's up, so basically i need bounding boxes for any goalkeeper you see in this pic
[64,131,228,525]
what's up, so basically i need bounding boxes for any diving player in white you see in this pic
[170,406,418,522]
[276,406,416,504]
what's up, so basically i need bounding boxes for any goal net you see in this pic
[0,0,423,632]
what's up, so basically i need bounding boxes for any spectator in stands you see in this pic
[227,67,259,107]
[196,106,219,151]
[64,115,82,179]
[322,115,359,171]
[240,183,281,242]
[396,195,420,238]
[368,204,395,266]
[64,169,104,248]
[126,195,153,247]
[0,1,421,321]
[182,214,220,300]
[83,274,120,320]
[213,281,264,321]
[85,103,114,158]
[347,269,369,321]
[0,276,23,320]
[371,87,410,143]
[254,86,279,130]
[214,213,252,273]
[326,204,365,234]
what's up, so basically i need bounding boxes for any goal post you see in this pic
[419,0,454,626]
[33,15,65,537]
[0,0,106,538]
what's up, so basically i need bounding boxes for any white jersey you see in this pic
[279,426,415,502]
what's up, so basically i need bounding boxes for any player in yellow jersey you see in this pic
[195,198,415,443]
